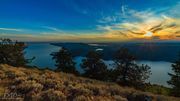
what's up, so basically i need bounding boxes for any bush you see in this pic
[5,71,16,79]
[40,89,66,101]
[144,84,170,96]
[0,64,180,101]
[113,95,128,101]
[42,79,57,90]
[74,95,87,101]
[16,80,43,95]
[127,92,153,101]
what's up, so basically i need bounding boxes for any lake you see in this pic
[25,43,173,87]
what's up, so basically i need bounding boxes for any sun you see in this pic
[144,31,153,37]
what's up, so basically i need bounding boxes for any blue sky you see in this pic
[0,0,180,42]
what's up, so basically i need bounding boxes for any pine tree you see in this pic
[0,38,28,66]
[81,50,108,81]
[51,47,78,74]
[113,48,151,87]
[168,52,180,97]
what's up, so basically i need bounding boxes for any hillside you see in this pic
[51,42,180,62]
[0,64,179,101]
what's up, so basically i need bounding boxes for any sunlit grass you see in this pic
[0,64,179,101]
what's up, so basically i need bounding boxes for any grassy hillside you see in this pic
[0,64,179,101]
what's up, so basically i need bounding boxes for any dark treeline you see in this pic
[0,38,180,97]
[168,53,180,97]
[0,38,34,67]
[51,47,151,88]
[50,47,79,75]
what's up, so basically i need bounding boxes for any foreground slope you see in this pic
[0,64,179,101]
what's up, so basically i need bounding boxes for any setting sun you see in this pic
[144,31,153,37]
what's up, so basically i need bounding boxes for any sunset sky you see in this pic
[0,0,180,42]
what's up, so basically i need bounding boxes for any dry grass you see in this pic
[0,64,179,101]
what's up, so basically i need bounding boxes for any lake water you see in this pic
[25,43,60,69]
[25,43,173,87]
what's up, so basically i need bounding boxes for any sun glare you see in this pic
[144,31,153,37]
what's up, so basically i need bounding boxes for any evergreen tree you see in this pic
[0,38,28,66]
[51,47,78,74]
[81,50,108,81]
[113,48,151,87]
[168,52,180,97]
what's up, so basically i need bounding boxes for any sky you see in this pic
[0,0,180,42]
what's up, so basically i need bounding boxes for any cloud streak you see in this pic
[0,28,23,32]
[42,26,64,32]
[96,3,180,41]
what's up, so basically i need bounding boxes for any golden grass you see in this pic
[0,64,179,101]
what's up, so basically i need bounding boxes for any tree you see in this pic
[0,38,28,66]
[81,50,108,81]
[167,52,180,97]
[113,48,151,87]
[51,47,78,74]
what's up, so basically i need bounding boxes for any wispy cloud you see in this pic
[96,25,114,31]
[0,28,23,32]
[121,5,127,16]
[168,1,180,18]
[98,16,117,23]
[96,3,180,41]
[42,26,64,32]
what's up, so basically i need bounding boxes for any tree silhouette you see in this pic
[81,50,108,81]
[168,52,180,97]
[51,47,78,74]
[0,38,28,66]
[113,48,151,87]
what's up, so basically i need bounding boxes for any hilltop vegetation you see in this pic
[0,64,180,101]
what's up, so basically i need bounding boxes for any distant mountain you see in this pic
[51,42,180,62]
